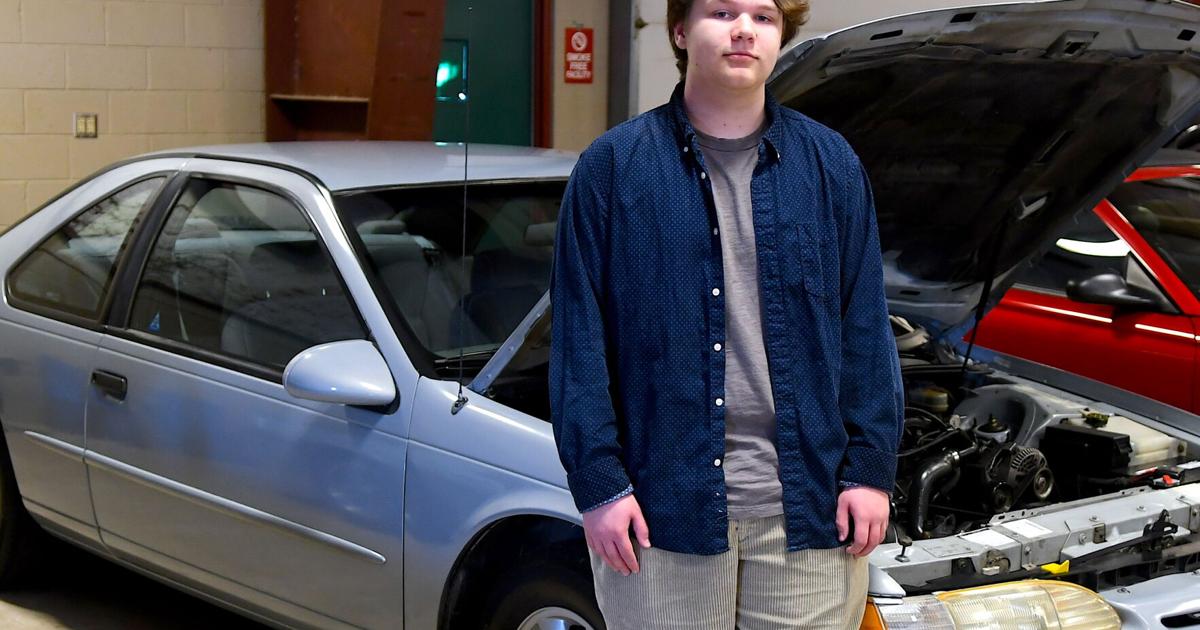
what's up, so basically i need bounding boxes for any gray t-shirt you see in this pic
[695,122,784,519]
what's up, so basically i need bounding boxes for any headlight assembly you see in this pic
[863,580,1120,630]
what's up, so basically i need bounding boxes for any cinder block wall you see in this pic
[0,0,265,232]
[553,0,610,152]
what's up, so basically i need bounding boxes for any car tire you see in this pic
[0,433,41,589]
[483,561,605,630]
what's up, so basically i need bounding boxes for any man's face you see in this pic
[674,0,783,92]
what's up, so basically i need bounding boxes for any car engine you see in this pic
[890,316,1190,543]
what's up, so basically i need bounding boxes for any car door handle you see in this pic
[91,370,127,401]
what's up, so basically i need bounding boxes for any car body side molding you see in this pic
[83,450,387,565]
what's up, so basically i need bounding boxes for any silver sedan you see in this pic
[5,0,1200,628]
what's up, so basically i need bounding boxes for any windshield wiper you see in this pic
[434,350,495,365]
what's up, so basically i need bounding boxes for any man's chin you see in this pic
[716,72,768,92]
[685,65,769,93]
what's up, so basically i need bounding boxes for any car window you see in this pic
[127,178,366,370]
[8,177,164,320]
[333,181,564,360]
[1109,177,1200,301]
[1015,209,1129,293]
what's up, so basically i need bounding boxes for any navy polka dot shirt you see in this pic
[549,82,904,555]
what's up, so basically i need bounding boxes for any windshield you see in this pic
[334,180,564,365]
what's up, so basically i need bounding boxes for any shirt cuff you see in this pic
[566,454,633,514]
[838,479,893,498]
[839,444,898,492]
[580,483,634,513]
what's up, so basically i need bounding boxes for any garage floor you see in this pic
[0,542,265,629]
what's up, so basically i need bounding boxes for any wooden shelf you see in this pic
[264,0,445,141]
[269,94,370,104]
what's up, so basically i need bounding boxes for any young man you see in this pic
[549,0,904,627]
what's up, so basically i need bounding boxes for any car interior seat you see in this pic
[221,239,363,368]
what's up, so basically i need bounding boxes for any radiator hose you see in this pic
[909,444,978,539]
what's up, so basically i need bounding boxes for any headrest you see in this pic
[360,220,408,234]
[178,217,221,240]
[245,239,333,292]
[524,222,556,247]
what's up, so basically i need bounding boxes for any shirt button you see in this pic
[683,146,689,153]
[713,227,719,235]
[713,343,722,352]
[712,288,720,296]
[715,398,724,407]
[700,171,707,180]
[714,458,722,467]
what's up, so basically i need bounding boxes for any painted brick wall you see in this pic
[0,0,264,232]
[553,0,610,152]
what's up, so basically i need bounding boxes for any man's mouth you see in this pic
[725,52,758,59]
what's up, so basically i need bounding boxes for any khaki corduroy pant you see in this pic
[587,513,868,630]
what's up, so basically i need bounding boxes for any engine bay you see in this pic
[894,320,1190,544]
[882,315,1200,591]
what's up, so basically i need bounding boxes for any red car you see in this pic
[974,150,1200,414]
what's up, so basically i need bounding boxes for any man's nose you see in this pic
[731,13,755,40]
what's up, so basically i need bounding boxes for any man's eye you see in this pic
[713,10,731,18]
[756,14,775,23]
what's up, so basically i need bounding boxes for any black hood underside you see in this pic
[769,0,1200,334]
[785,54,1178,284]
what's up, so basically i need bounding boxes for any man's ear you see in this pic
[673,22,686,50]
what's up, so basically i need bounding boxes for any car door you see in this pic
[975,203,1197,412]
[0,169,171,541]
[83,160,413,629]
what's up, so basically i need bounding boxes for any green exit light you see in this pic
[437,40,468,102]
[437,61,460,89]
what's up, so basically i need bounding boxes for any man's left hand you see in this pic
[836,486,889,558]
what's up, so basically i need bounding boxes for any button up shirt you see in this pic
[549,82,904,555]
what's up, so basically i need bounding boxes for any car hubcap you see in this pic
[517,606,595,630]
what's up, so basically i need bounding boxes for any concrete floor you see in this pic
[0,541,266,629]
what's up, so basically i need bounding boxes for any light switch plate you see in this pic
[73,113,98,138]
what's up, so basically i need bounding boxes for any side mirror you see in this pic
[283,340,396,406]
[1065,272,1157,310]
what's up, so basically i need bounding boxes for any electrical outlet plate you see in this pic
[73,113,98,139]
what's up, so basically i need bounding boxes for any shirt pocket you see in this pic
[789,222,837,299]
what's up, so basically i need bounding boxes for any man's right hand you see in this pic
[582,494,651,576]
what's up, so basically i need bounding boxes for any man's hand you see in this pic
[582,494,651,576]
[837,486,889,558]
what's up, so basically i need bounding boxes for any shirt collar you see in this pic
[668,81,784,162]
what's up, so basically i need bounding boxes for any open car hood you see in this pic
[473,0,1200,393]
[771,0,1200,338]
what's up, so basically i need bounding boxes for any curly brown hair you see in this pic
[666,0,810,79]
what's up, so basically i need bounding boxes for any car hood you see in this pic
[473,0,1200,393]
[771,0,1200,339]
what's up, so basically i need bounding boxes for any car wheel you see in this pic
[483,561,605,630]
[0,433,41,588]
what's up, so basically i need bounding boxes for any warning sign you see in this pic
[565,27,593,84]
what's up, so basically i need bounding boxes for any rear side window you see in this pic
[127,178,366,370]
[8,177,164,320]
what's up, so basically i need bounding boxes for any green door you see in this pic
[434,0,533,146]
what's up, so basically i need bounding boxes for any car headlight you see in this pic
[863,580,1120,630]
